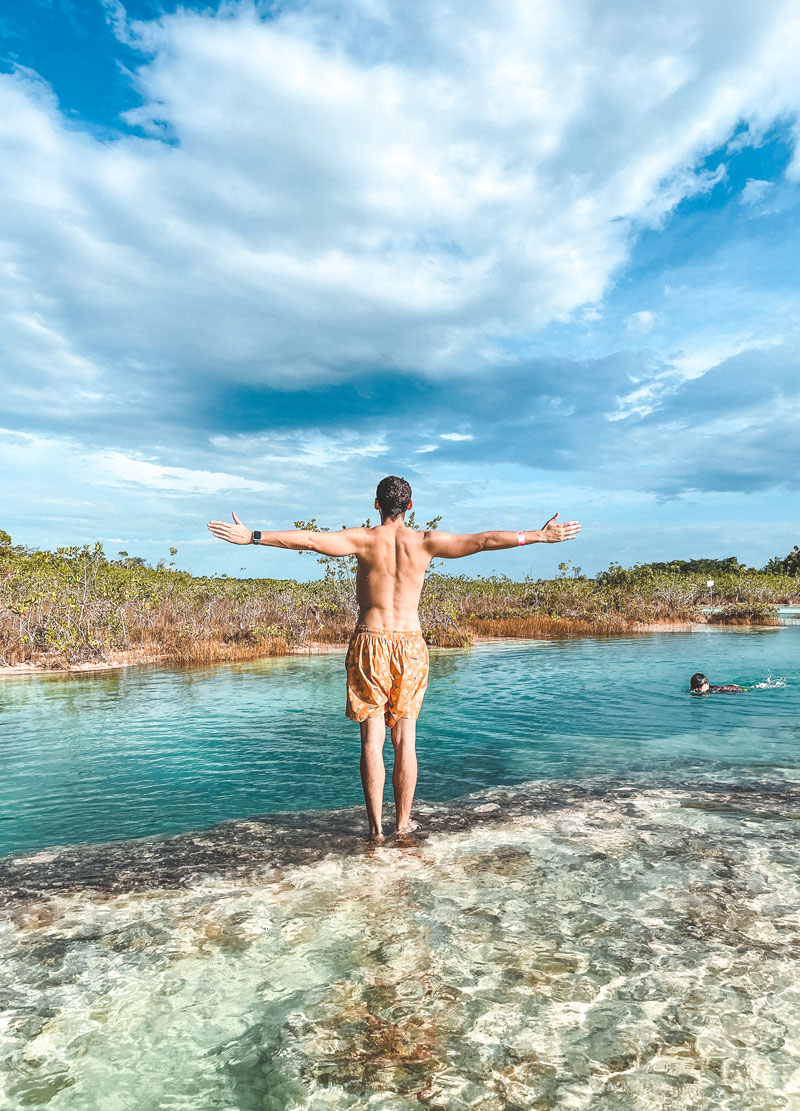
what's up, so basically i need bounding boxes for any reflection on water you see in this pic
[2,771,800,1109]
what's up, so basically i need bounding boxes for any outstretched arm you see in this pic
[426,513,581,559]
[207,512,365,556]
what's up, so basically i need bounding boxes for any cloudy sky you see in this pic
[1,0,799,579]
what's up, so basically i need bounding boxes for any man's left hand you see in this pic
[207,512,253,545]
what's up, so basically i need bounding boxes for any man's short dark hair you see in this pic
[690,673,708,690]
[376,475,412,520]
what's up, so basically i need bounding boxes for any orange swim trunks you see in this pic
[345,625,429,727]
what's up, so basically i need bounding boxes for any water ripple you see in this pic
[2,771,800,1109]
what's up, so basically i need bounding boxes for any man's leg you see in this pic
[390,717,418,833]
[359,716,387,840]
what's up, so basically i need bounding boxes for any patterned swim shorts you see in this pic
[345,625,430,727]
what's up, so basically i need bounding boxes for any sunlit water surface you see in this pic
[2,627,798,857]
[1,628,799,1109]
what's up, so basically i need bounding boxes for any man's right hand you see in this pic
[538,512,581,543]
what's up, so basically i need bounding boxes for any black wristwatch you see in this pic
[251,530,262,545]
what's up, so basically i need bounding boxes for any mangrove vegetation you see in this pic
[0,529,797,669]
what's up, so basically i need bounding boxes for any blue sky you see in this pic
[1,0,799,580]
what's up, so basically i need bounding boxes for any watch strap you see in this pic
[251,530,262,545]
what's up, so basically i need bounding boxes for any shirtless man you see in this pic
[208,475,581,840]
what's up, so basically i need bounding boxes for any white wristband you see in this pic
[517,531,525,546]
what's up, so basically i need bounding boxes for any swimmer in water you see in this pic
[689,672,747,694]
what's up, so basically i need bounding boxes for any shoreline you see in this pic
[0,616,779,678]
[0,640,346,677]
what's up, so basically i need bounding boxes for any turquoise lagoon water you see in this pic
[2,627,800,1110]
[0,626,797,858]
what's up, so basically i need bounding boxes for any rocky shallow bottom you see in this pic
[2,772,800,1110]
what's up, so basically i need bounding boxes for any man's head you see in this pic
[375,475,412,521]
[690,673,710,692]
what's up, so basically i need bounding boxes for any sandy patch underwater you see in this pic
[2,773,800,1110]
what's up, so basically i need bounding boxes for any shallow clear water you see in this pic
[1,627,797,857]
[2,774,800,1110]
[1,629,799,1110]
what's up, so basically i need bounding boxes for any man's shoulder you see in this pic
[344,525,374,547]
[410,527,439,549]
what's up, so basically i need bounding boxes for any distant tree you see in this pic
[601,556,747,578]
[116,551,147,567]
[161,546,179,570]
[0,529,10,546]
[680,556,747,575]
[763,546,800,575]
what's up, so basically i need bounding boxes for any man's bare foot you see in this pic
[369,828,385,842]
[395,820,419,835]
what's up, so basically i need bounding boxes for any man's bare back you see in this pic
[349,512,581,629]
[354,520,434,629]
[208,474,581,840]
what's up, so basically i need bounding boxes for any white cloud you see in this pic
[0,429,278,498]
[609,331,784,419]
[211,431,389,468]
[666,334,782,380]
[415,445,438,453]
[2,0,800,407]
[740,178,773,205]
[608,371,681,421]
[625,310,656,334]
[90,451,282,494]
[441,432,474,441]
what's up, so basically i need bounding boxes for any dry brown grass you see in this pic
[142,633,290,663]
[11,635,292,671]
[0,639,30,667]
[423,626,473,647]
[466,614,634,639]
[134,607,291,663]
[310,615,357,644]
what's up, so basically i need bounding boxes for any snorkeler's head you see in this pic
[690,673,710,692]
